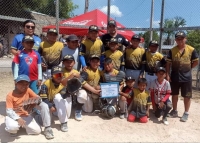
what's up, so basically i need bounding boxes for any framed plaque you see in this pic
[100,82,119,98]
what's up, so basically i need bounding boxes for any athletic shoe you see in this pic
[61,122,68,132]
[75,110,82,121]
[167,110,178,118]
[44,127,54,139]
[162,117,169,125]
[10,133,17,137]
[180,113,189,122]
[119,113,125,119]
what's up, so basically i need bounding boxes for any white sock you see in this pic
[184,111,189,115]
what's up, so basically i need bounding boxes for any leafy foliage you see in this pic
[187,30,200,52]
[0,0,78,19]
[139,31,159,49]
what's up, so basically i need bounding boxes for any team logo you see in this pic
[25,57,33,65]
[118,38,122,42]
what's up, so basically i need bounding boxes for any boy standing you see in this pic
[13,36,42,94]
[104,38,125,71]
[150,67,172,125]
[141,40,166,90]
[79,25,104,70]
[128,78,151,123]
[124,34,144,87]
[119,76,135,119]
[166,31,199,122]
[5,74,50,138]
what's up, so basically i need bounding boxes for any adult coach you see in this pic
[101,20,129,52]
[166,31,199,122]
[38,29,64,79]
[10,20,41,74]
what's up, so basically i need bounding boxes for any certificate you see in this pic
[100,82,119,98]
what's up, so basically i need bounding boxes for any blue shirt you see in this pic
[11,33,41,51]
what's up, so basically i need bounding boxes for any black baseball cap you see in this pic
[109,37,118,43]
[131,34,141,41]
[22,36,34,42]
[125,76,135,81]
[51,66,63,75]
[175,31,186,39]
[108,20,117,26]
[47,28,58,35]
[149,40,159,46]
[89,25,98,32]
[156,67,166,73]
[67,34,79,41]
[90,54,100,60]
[62,54,75,61]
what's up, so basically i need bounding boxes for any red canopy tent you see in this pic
[42,9,135,41]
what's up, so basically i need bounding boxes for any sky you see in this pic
[71,0,200,31]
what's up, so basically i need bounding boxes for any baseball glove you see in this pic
[67,78,82,94]
[22,97,41,114]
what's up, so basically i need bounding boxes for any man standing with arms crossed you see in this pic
[166,31,199,122]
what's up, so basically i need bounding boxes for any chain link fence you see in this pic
[0,0,199,90]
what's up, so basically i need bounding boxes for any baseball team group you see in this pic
[3,19,199,140]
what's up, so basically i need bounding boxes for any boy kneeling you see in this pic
[5,75,49,138]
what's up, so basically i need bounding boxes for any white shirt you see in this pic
[61,46,79,70]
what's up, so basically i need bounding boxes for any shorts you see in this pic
[170,81,192,98]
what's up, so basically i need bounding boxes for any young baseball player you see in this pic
[128,78,151,123]
[80,55,102,112]
[149,67,172,125]
[104,37,125,71]
[141,40,166,90]
[119,76,135,119]
[39,66,71,139]
[100,57,125,108]
[166,31,199,122]
[61,54,92,121]
[5,74,49,138]
[124,34,145,87]
[79,25,105,71]
[13,36,42,94]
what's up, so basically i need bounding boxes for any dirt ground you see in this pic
[0,72,200,142]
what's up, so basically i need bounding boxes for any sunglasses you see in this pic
[25,25,35,29]
[52,73,63,79]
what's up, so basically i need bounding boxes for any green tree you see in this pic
[163,16,186,45]
[141,31,159,48]
[0,0,78,19]
[187,30,200,52]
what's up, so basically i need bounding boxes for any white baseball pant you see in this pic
[5,116,41,135]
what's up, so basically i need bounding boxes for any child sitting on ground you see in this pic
[128,78,151,123]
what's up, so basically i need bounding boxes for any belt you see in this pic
[147,72,155,76]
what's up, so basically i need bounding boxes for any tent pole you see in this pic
[107,0,110,32]
[56,0,59,35]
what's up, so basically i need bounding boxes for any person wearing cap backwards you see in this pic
[101,20,130,52]
[124,34,145,87]
[61,34,81,71]
[149,67,172,125]
[166,31,199,122]
[141,40,166,90]
[5,74,50,138]
[38,28,64,80]
[80,54,102,112]
[104,37,125,71]
[61,54,99,121]
[39,65,73,139]
[79,25,105,71]
[13,36,42,94]
[10,20,41,75]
